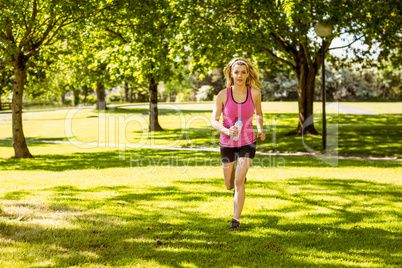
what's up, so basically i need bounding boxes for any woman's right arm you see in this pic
[211,90,237,137]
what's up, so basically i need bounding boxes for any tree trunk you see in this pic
[96,82,106,110]
[148,72,163,131]
[0,91,2,110]
[83,85,88,104]
[61,90,67,105]
[12,53,33,158]
[73,86,80,106]
[130,87,134,103]
[289,60,319,135]
[124,81,130,102]
[283,46,320,136]
[267,33,331,137]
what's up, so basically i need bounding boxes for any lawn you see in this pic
[0,102,401,158]
[0,102,401,267]
[0,143,401,267]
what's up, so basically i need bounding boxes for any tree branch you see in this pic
[24,17,60,57]
[31,14,54,38]
[301,39,314,69]
[20,0,38,48]
[42,17,77,47]
[104,26,128,44]
[329,35,364,50]
[270,32,298,61]
[0,31,8,41]
[5,20,15,44]
[262,47,296,72]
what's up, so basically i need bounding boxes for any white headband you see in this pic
[233,60,249,69]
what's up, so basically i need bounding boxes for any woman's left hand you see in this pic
[257,132,266,141]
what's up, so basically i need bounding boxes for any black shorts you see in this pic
[220,142,256,164]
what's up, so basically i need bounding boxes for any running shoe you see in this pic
[230,218,240,229]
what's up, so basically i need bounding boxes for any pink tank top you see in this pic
[220,87,256,147]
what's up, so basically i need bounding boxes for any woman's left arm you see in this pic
[253,89,266,141]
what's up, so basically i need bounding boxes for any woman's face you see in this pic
[231,64,249,86]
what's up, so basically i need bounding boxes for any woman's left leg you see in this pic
[233,157,253,220]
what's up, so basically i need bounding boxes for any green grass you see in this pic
[1,102,401,267]
[1,102,401,158]
[0,143,401,267]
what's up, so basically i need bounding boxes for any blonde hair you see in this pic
[224,58,263,88]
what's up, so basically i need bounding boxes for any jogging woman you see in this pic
[211,58,266,229]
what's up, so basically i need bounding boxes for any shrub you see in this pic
[107,92,124,103]
[196,85,214,101]
[175,88,193,103]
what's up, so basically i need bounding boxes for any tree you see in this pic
[376,59,402,101]
[182,0,402,135]
[157,62,195,102]
[99,0,185,131]
[0,0,95,158]
[79,26,117,110]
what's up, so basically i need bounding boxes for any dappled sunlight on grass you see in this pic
[0,165,401,267]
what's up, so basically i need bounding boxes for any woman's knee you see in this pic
[225,183,234,190]
[235,177,246,188]
[224,174,235,190]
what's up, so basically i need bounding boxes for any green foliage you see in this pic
[131,86,149,103]
[376,61,402,100]
[259,59,402,102]
[322,61,401,102]
[174,88,193,103]
[181,0,401,75]
[107,89,124,103]
[261,73,298,101]
[0,0,96,62]
[81,94,97,105]
[2,0,399,108]
[161,65,195,99]
[98,0,186,85]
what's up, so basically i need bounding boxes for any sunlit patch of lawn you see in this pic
[1,103,400,267]
[0,144,401,267]
[1,102,401,159]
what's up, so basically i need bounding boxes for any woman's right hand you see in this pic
[228,126,238,137]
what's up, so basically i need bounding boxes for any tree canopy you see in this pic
[179,0,401,134]
[1,0,400,158]
[97,0,187,130]
[0,0,97,158]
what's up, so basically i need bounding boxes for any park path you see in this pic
[327,103,376,115]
